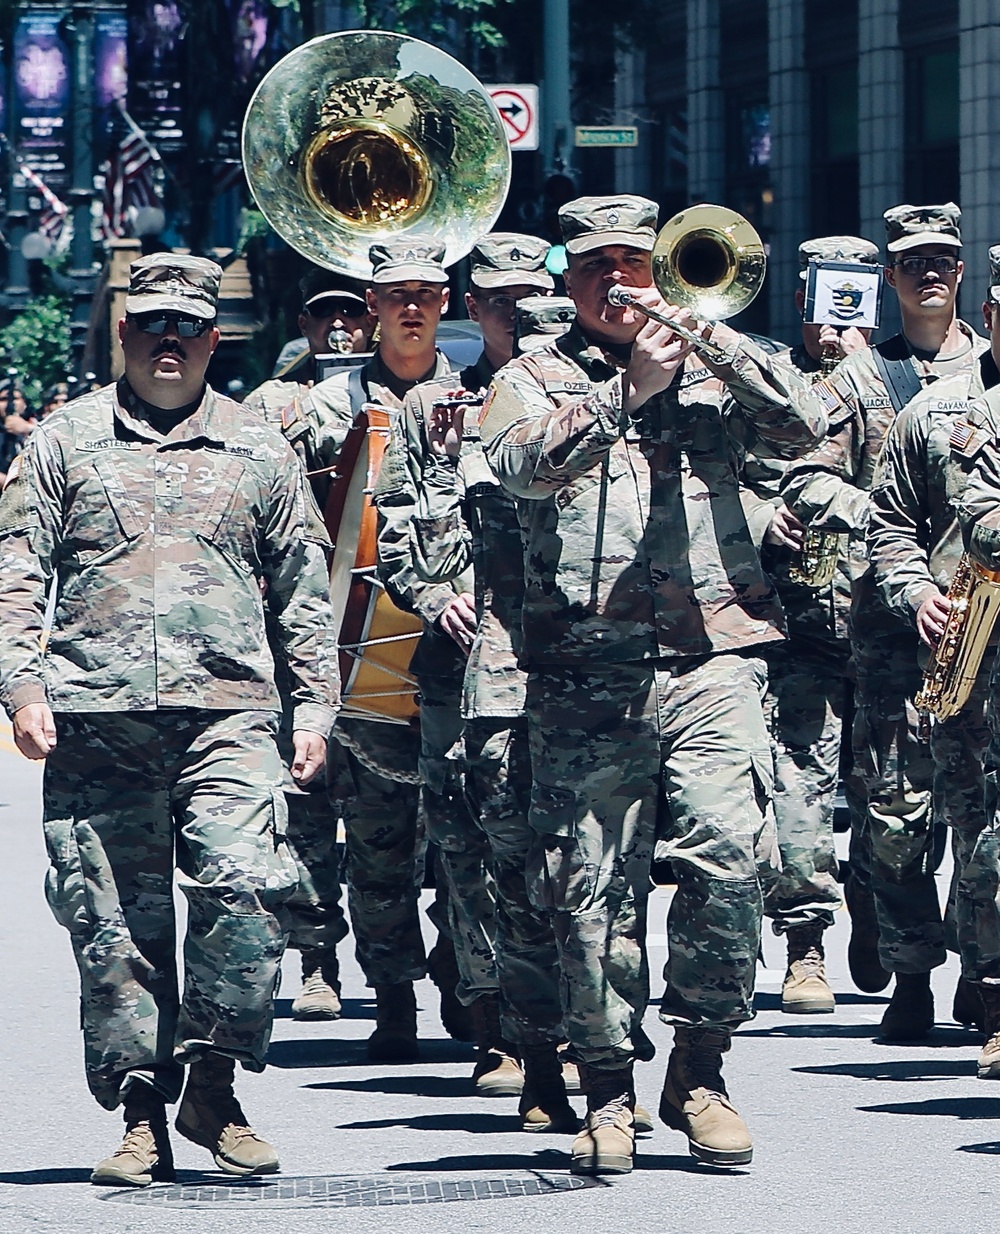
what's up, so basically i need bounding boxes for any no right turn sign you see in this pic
[486,84,539,152]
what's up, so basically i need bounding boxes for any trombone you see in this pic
[607,204,766,364]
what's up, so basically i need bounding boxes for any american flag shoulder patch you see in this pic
[814,378,844,414]
[3,454,21,488]
[949,419,976,452]
[280,399,300,431]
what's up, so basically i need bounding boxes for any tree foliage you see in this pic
[0,294,73,406]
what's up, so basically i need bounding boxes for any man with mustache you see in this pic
[281,238,468,1059]
[781,203,990,1040]
[0,253,338,1185]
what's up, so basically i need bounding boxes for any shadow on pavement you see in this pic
[794,1058,975,1081]
[859,1096,1000,1120]
[752,992,888,1012]
[0,1168,93,1186]
[957,1141,1000,1154]
[306,1075,472,1098]
[274,997,374,1022]
[339,1112,517,1134]
[268,1037,473,1069]
[386,1150,572,1172]
[740,1023,882,1039]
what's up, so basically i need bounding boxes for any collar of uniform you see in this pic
[115,377,223,447]
[558,321,625,381]
[367,347,451,405]
[789,343,820,375]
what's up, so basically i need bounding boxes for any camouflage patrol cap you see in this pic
[884,203,962,253]
[369,236,448,284]
[299,267,368,312]
[798,235,880,279]
[558,195,659,255]
[514,295,576,353]
[125,252,221,321]
[470,233,554,291]
[988,245,1000,303]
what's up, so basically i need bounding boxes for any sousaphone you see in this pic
[243,32,511,723]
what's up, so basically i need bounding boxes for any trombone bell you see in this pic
[651,204,765,321]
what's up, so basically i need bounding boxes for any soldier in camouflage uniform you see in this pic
[244,273,374,1022]
[781,204,989,1040]
[744,236,879,1015]
[376,237,570,1112]
[282,238,467,1061]
[0,255,338,1185]
[245,269,375,420]
[482,196,827,1174]
[870,247,1000,1058]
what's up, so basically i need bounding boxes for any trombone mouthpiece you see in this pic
[607,286,632,307]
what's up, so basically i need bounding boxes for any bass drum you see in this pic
[325,402,421,724]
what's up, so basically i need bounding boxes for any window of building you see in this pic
[904,44,959,202]
[810,65,860,236]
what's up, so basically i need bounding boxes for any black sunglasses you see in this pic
[306,298,368,319]
[893,255,959,277]
[129,312,215,337]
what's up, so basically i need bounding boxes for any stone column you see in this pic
[959,0,1000,310]
[614,48,651,197]
[767,0,809,343]
[857,0,903,334]
[686,0,723,202]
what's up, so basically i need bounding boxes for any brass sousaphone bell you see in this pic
[241,29,512,278]
[607,204,766,363]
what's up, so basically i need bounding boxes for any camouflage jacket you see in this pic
[377,352,525,717]
[481,320,827,666]
[957,388,1000,569]
[244,370,313,425]
[374,356,485,685]
[869,351,1000,628]
[780,322,988,634]
[283,347,463,681]
[742,343,853,643]
[0,380,339,732]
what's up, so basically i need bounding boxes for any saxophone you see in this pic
[788,344,843,588]
[914,553,1000,720]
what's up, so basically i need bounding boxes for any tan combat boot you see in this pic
[469,992,524,1096]
[367,981,419,1062]
[659,1027,752,1166]
[977,983,1000,1079]
[91,1085,175,1188]
[781,924,835,1014]
[570,1063,635,1175]
[290,949,342,1021]
[176,1053,280,1176]
[519,1043,579,1133]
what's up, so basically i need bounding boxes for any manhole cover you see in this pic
[98,1171,605,1208]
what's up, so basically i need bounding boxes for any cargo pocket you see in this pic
[751,748,781,875]
[266,790,299,901]
[526,780,596,912]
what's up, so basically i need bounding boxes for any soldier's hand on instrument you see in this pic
[428,396,467,460]
[765,502,806,551]
[438,592,478,653]
[818,324,868,359]
[291,730,327,785]
[916,592,952,648]
[12,702,57,760]
[623,302,694,413]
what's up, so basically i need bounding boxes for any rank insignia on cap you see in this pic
[607,210,619,225]
[950,419,976,452]
[509,247,521,260]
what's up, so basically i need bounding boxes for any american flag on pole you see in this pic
[19,161,70,247]
[98,104,162,240]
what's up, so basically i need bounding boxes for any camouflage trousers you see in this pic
[274,705,348,958]
[328,717,428,986]
[851,619,941,973]
[42,709,296,1111]
[760,636,856,934]
[525,653,770,1068]
[463,717,564,1045]
[945,664,1000,981]
[419,697,497,1008]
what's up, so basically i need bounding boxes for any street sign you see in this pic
[575,126,639,148]
[486,84,539,152]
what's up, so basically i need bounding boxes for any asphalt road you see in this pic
[0,726,996,1234]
